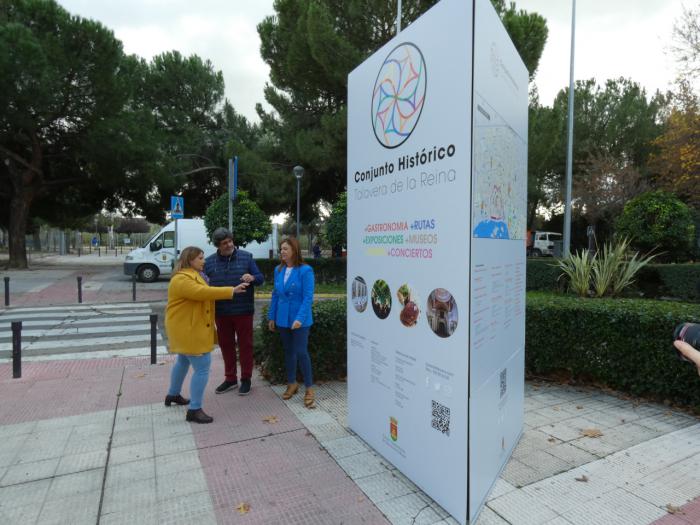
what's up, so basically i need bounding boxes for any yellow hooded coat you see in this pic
[165,269,234,355]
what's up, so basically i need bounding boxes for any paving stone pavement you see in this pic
[1,353,700,525]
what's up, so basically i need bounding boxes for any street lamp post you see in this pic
[293,165,304,239]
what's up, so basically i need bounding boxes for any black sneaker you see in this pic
[215,380,238,394]
[238,379,251,396]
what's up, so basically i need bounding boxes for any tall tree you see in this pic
[527,89,562,227]
[671,5,700,81]
[545,78,665,232]
[257,0,548,210]
[649,81,700,208]
[0,0,148,268]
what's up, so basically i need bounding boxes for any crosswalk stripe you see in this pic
[0,334,162,352]
[0,309,152,322]
[0,315,151,329]
[3,303,156,314]
[0,323,153,339]
[0,303,167,361]
[0,346,170,363]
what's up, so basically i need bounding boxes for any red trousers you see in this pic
[215,314,254,381]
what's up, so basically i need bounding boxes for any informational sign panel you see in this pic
[170,196,184,219]
[347,0,527,523]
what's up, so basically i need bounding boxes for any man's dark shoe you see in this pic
[215,380,238,394]
[238,379,251,396]
[164,394,190,406]
[186,409,213,424]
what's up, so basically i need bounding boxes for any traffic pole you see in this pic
[12,321,22,379]
[150,314,157,364]
[77,276,83,303]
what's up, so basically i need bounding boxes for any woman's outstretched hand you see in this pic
[232,282,249,297]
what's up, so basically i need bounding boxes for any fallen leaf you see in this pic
[575,475,589,482]
[552,407,560,411]
[666,504,684,515]
[236,502,251,515]
[262,415,278,424]
[581,428,603,438]
[576,405,583,410]
[134,373,146,379]
[547,437,556,443]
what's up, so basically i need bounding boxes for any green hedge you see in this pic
[254,293,700,409]
[254,299,347,384]
[635,264,700,302]
[526,292,700,407]
[527,259,700,302]
[526,259,563,292]
[255,258,346,284]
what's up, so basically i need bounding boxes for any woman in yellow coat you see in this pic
[165,246,248,423]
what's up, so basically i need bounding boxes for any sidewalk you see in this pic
[1,353,700,525]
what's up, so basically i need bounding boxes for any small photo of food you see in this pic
[351,276,368,313]
[426,288,458,338]
[371,279,392,319]
[397,283,420,327]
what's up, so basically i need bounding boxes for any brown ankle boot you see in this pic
[282,383,299,400]
[304,387,315,408]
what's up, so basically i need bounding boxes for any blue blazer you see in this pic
[268,264,314,328]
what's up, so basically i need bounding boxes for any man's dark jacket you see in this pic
[204,248,264,316]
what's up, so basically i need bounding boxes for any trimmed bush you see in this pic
[254,293,700,409]
[255,258,346,285]
[526,292,700,408]
[528,260,700,302]
[255,299,346,383]
[526,259,562,291]
[616,191,695,260]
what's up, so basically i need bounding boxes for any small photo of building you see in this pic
[352,276,368,312]
[426,288,458,338]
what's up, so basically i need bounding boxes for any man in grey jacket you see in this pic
[205,228,264,395]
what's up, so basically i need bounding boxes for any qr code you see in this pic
[431,400,450,436]
[500,368,507,399]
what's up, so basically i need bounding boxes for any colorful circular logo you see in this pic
[371,42,427,149]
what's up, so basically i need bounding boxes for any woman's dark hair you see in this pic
[277,237,305,269]
[174,246,204,272]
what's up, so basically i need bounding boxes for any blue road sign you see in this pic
[171,196,184,219]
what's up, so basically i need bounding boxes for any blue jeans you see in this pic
[168,353,211,410]
[278,327,313,387]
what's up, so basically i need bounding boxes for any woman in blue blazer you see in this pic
[268,237,316,407]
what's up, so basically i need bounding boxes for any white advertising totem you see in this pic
[346,0,528,522]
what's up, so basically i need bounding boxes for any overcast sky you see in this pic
[58,0,687,122]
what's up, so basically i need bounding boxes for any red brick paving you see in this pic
[651,497,700,525]
[0,353,388,524]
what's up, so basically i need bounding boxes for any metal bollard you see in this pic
[4,276,9,306]
[12,321,21,378]
[98,247,101,257]
[114,247,117,257]
[150,314,157,364]
[77,276,83,303]
[132,274,136,302]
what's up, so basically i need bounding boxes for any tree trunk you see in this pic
[8,189,32,269]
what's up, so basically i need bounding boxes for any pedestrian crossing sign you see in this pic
[170,196,184,219]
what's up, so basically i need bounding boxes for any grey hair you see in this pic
[211,227,233,247]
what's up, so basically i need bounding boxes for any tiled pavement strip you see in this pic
[1,357,700,523]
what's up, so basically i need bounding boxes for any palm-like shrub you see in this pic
[555,238,655,297]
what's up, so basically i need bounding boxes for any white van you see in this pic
[124,219,275,282]
[527,231,562,257]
